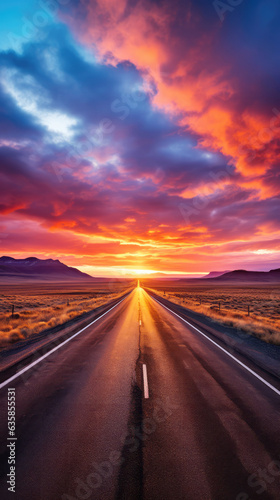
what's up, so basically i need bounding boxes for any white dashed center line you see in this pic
[143,363,149,398]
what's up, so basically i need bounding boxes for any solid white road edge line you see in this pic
[143,363,149,399]
[0,296,128,390]
[152,296,280,397]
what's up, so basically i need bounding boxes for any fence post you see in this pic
[11,305,14,317]
[248,305,250,316]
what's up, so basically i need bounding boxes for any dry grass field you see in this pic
[0,281,134,349]
[142,280,280,345]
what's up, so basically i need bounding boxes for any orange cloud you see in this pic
[68,0,280,199]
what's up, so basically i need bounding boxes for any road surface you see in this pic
[0,286,279,500]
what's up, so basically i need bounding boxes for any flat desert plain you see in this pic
[142,280,280,344]
[0,280,134,348]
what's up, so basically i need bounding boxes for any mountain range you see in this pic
[177,268,280,282]
[0,257,280,283]
[0,256,94,282]
[204,268,280,282]
[201,271,230,279]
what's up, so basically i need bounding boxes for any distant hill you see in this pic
[179,268,280,283]
[0,256,95,282]
[207,268,280,283]
[201,271,230,279]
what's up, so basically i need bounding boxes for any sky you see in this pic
[0,0,280,277]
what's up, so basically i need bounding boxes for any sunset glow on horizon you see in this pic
[1,1,280,276]
[75,266,207,278]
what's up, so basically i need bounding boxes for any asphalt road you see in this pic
[0,286,279,500]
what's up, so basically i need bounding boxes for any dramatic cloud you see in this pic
[0,1,279,274]
[67,1,280,174]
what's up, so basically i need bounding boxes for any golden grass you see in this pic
[0,282,134,348]
[144,282,280,345]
